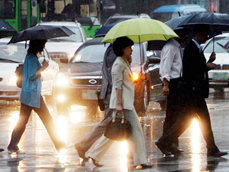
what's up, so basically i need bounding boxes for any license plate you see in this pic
[82,90,98,100]
[213,73,228,81]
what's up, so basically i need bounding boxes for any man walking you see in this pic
[156,24,228,157]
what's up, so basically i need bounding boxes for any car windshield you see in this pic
[48,26,83,42]
[204,36,229,53]
[72,43,141,64]
[0,43,27,63]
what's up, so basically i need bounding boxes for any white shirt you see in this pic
[159,38,183,82]
[192,39,202,53]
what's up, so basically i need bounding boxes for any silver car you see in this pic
[0,38,59,102]
[38,21,87,67]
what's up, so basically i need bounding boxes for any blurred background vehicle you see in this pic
[0,38,59,102]
[104,13,150,26]
[150,4,207,22]
[53,38,155,115]
[203,33,229,94]
[146,50,166,110]
[75,16,102,38]
[38,21,87,68]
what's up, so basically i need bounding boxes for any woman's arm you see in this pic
[116,88,123,113]
[34,60,49,79]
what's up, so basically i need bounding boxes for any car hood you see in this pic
[45,42,83,55]
[0,62,18,78]
[61,62,103,76]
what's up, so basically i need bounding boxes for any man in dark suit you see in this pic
[156,24,227,157]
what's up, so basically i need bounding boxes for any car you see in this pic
[37,21,87,67]
[104,13,150,26]
[147,50,166,110]
[53,38,153,115]
[150,4,207,22]
[0,38,59,102]
[203,33,229,93]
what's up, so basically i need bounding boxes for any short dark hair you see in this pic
[28,40,47,55]
[113,37,134,56]
[193,24,210,36]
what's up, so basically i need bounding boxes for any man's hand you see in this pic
[206,62,216,69]
[208,52,216,62]
[162,85,169,97]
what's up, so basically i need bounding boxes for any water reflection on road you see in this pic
[0,89,229,171]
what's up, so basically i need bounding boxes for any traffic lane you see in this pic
[0,91,228,171]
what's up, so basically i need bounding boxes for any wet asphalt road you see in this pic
[1,89,229,171]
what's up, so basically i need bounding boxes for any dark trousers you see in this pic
[159,93,219,152]
[8,96,64,151]
[162,78,184,145]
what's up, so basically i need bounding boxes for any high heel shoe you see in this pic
[89,157,104,167]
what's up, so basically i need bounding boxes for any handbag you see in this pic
[104,111,132,141]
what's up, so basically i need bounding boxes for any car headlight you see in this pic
[55,72,69,87]
[132,72,139,81]
[8,73,17,85]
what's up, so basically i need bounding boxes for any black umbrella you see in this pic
[0,20,17,38]
[9,25,75,44]
[178,13,229,38]
[94,21,123,37]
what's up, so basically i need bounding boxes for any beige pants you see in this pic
[87,109,147,166]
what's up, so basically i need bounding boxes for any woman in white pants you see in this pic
[87,37,152,169]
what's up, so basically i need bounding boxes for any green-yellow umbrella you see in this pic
[102,18,178,44]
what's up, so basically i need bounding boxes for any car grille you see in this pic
[212,64,229,70]
[49,53,67,59]
[71,77,102,86]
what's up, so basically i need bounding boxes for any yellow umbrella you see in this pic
[102,18,178,44]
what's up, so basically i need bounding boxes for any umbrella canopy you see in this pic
[94,21,122,37]
[165,15,191,31]
[178,13,229,37]
[102,18,178,44]
[9,25,75,44]
[0,20,17,38]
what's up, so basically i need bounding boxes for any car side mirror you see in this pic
[148,57,160,64]
[60,58,68,63]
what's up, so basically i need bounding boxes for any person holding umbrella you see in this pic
[155,24,228,157]
[7,40,65,153]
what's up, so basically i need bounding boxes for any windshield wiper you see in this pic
[0,58,20,63]
[74,61,89,63]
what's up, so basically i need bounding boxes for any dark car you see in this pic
[53,38,152,115]
[147,50,166,110]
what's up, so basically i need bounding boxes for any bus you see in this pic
[0,0,101,38]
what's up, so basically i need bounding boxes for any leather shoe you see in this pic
[135,164,153,169]
[89,157,104,167]
[168,144,184,154]
[207,151,228,157]
[155,140,172,156]
[75,143,88,161]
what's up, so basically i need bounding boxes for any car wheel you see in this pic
[134,82,149,115]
